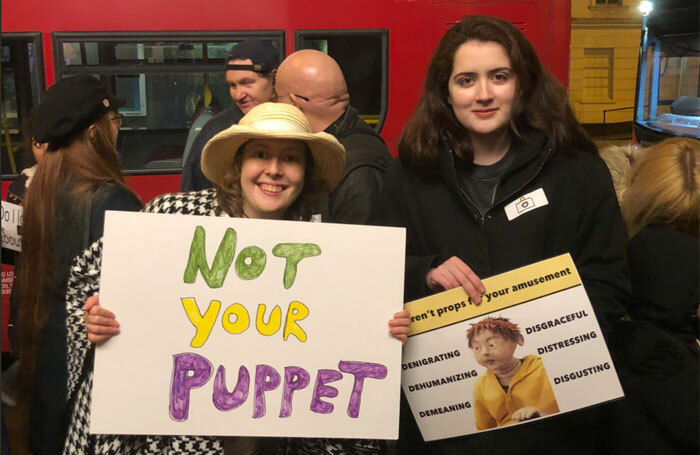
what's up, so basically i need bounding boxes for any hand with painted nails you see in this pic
[82,294,120,344]
[426,256,485,304]
[388,309,411,344]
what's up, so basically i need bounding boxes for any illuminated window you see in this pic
[583,48,614,101]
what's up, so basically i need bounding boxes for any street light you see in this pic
[639,1,653,16]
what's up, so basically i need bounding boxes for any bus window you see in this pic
[52,32,284,173]
[1,33,44,178]
[634,3,700,143]
[295,30,388,133]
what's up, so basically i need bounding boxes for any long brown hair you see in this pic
[622,137,699,238]
[399,15,595,175]
[214,141,321,220]
[17,113,137,415]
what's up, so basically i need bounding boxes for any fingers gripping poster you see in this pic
[91,211,405,438]
[401,255,624,441]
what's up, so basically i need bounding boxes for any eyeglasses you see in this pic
[110,114,125,127]
[273,93,310,103]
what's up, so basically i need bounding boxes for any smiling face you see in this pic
[240,138,307,220]
[470,329,520,375]
[448,40,517,141]
[226,59,276,114]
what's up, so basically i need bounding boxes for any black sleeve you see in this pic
[89,184,143,244]
[373,161,440,303]
[180,132,213,192]
[573,156,631,334]
[329,166,384,225]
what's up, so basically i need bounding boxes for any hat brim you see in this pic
[201,125,346,193]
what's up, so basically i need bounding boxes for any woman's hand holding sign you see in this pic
[426,256,485,304]
[83,294,120,343]
[388,310,411,344]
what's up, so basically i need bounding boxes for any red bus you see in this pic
[0,0,572,352]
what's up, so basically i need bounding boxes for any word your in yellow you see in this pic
[181,298,309,348]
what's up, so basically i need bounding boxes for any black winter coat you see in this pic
[30,180,141,455]
[379,130,630,455]
[606,226,699,455]
[322,105,393,224]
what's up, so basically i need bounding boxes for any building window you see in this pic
[583,48,614,101]
[53,31,284,174]
[295,30,388,132]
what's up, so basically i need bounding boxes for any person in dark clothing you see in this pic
[180,38,279,191]
[14,75,142,455]
[606,137,699,455]
[275,49,392,224]
[383,15,630,454]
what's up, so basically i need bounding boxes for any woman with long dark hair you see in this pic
[16,75,142,455]
[385,15,630,454]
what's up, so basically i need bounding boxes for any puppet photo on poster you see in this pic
[401,254,624,442]
[466,316,559,431]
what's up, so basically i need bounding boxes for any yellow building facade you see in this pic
[570,0,644,125]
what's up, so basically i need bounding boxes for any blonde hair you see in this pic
[598,143,642,206]
[622,137,700,238]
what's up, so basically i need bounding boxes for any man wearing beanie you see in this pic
[180,38,279,191]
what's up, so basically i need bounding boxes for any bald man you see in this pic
[275,49,392,224]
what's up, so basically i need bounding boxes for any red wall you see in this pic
[1,0,571,352]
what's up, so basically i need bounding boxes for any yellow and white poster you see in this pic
[401,254,624,441]
[91,211,405,439]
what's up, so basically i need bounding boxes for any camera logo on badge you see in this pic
[515,196,535,214]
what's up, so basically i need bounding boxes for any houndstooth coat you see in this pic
[63,190,225,455]
[63,189,382,455]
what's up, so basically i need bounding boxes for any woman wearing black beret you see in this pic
[15,75,143,455]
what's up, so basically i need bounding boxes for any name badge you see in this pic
[504,188,549,221]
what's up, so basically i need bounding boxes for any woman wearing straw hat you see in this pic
[60,102,383,455]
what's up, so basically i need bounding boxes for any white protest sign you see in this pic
[1,201,23,252]
[401,254,624,441]
[91,211,405,439]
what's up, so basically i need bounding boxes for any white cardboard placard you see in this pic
[401,254,624,441]
[91,211,405,439]
[1,201,23,252]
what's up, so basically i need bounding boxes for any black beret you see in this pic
[33,75,126,150]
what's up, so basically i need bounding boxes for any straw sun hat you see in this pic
[201,103,346,192]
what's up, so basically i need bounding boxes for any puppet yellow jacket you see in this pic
[473,354,559,430]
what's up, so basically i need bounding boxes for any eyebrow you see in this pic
[453,67,513,78]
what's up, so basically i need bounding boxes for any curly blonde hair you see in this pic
[466,317,522,348]
[622,137,699,238]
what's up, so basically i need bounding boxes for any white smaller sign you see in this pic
[1,201,23,252]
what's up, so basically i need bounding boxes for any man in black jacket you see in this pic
[275,49,392,224]
[180,38,278,191]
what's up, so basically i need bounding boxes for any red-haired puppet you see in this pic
[467,317,559,430]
